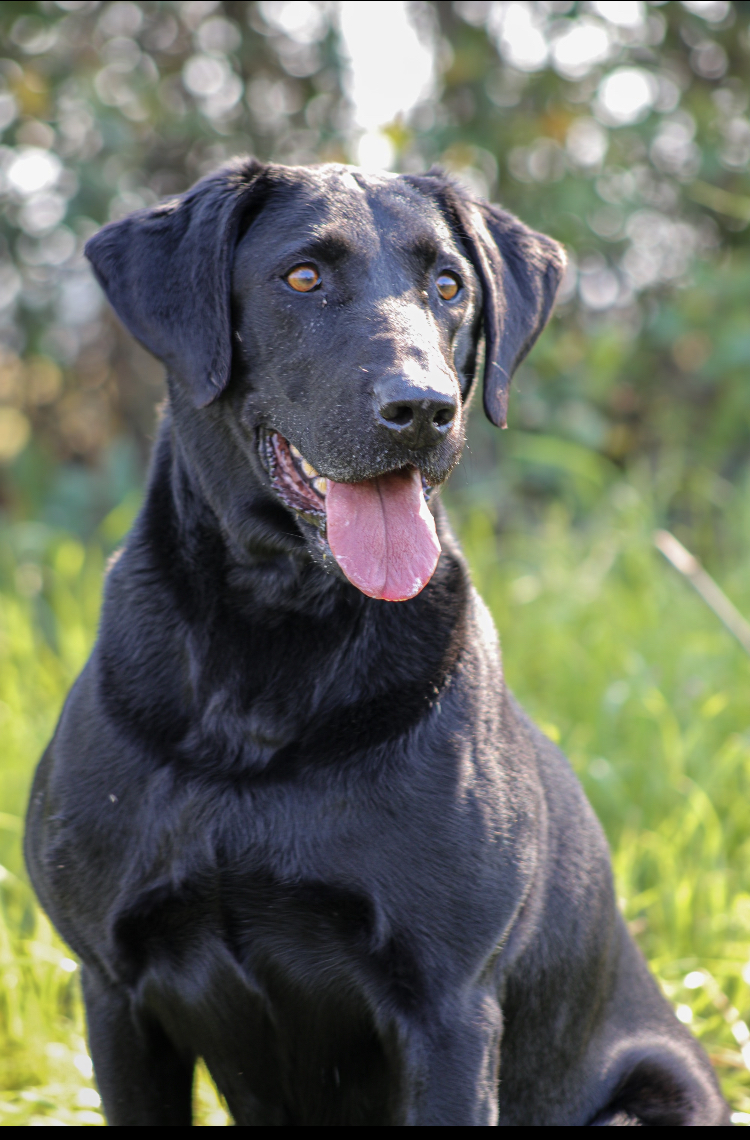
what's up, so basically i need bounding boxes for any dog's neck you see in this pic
[119,409,471,775]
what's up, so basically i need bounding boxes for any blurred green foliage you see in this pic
[0,0,749,1125]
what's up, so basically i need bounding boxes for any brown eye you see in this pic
[286,264,320,292]
[436,272,460,301]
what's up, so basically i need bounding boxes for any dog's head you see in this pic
[86,159,564,601]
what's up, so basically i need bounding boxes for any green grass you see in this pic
[1,476,750,1124]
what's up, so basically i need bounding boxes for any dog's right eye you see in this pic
[286,264,320,292]
[436,272,461,301]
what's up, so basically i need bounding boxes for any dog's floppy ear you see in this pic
[85,158,268,408]
[407,174,566,427]
[456,197,566,428]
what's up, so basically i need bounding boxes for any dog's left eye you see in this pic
[436,272,461,301]
[286,264,320,292]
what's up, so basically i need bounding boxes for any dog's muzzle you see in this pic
[259,429,442,602]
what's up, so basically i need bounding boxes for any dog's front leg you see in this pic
[82,966,194,1126]
[399,991,502,1126]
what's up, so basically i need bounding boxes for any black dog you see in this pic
[25,160,728,1125]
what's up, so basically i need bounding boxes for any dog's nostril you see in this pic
[376,384,457,447]
[381,404,414,427]
[433,407,454,428]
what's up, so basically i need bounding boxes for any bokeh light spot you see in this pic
[595,67,657,125]
[7,149,62,197]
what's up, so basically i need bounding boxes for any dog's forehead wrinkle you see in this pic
[244,181,379,255]
[317,170,450,252]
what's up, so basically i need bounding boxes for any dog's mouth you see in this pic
[260,430,441,602]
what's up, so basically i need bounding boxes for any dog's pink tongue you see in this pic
[326,468,440,602]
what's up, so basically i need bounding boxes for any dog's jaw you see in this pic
[259,428,438,529]
[258,428,443,598]
[261,429,327,529]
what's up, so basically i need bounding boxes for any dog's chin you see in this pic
[257,428,451,590]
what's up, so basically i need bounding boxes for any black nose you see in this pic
[375,377,457,449]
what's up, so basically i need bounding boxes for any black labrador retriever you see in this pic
[25,160,728,1126]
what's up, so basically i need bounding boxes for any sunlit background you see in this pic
[1,0,750,1126]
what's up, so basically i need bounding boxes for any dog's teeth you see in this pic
[312,477,328,496]
[301,459,318,479]
[289,444,302,460]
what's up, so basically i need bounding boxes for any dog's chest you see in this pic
[125,826,511,1125]
[121,746,534,1022]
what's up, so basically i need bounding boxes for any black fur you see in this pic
[25,161,728,1126]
